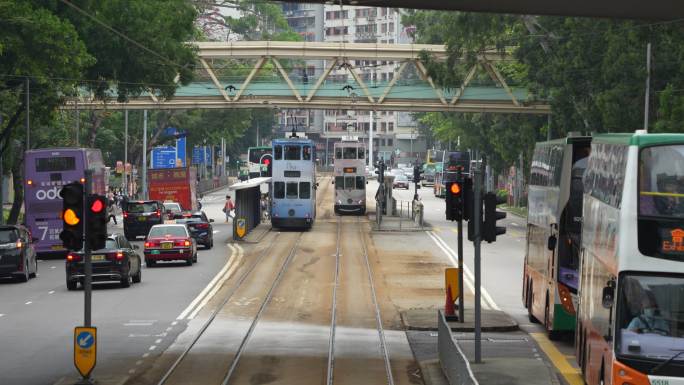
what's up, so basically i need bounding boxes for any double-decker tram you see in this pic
[523,134,591,339]
[434,151,470,197]
[333,139,366,215]
[247,146,271,179]
[270,136,317,229]
[24,148,106,257]
[576,132,684,384]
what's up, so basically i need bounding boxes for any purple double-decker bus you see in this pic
[24,148,106,257]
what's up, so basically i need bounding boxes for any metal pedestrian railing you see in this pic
[438,310,479,385]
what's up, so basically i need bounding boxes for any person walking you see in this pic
[107,194,118,225]
[224,195,235,222]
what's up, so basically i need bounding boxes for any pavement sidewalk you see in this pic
[404,308,561,385]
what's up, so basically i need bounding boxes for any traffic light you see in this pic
[261,154,273,177]
[86,194,108,250]
[60,182,84,251]
[462,177,473,221]
[483,191,507,243]
[375,160,386,180]
[445,181,462,221]
[413,165,423,184]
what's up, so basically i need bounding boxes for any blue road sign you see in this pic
[151,147,176,169]
[77,331,94,348]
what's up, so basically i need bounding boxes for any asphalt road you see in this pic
[0,187,235,385]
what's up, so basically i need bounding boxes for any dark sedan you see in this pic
[65,234,142,290]
[174,211,214,249]
[0,225,37,282]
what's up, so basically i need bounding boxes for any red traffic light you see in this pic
[90,198,105,213]
[262,158,270,166]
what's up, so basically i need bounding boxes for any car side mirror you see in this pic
[547,235,557,251]
[209,219,215,223]
[602,284,615,309]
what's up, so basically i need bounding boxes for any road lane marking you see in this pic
[48,290,55,294]
[176,244,239,320]
[142,353,150,358]
[50,266,56,269]
[128,369,136,374]
[155,338,163,344]
[427,231,500,311]
[25,301,32,305]
[213,230,219,234]
[188,243,243,319]
[149,345,157,351]
[529,333,583,385]
[0,314,4,318]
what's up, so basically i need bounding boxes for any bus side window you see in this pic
[274,145,282,160]
[303,146,311,160]
[335,148,343,159]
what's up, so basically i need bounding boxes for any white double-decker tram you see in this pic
[333,138,367,215]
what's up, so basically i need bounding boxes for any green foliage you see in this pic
[404,11,684,179]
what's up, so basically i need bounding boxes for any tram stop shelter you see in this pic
[228,177,270,240]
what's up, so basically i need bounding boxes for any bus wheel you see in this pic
[527,284,539,323]
[545,299,562,340]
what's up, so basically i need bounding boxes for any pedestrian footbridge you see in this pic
[65,41,550,114]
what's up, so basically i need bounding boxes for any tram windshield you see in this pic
[640,145,684,218]
[285,146,301,160]
[616,274,684,362]
[343,147,357,159]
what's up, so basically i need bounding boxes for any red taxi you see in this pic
[143,224,197,267]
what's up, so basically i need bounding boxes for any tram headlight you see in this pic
[337,200,342,204]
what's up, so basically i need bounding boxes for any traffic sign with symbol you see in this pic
[74,326,97,377]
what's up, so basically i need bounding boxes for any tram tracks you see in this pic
[153,196,397,385]
[156,231,303,385]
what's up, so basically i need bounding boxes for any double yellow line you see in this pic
[529,333,583,385]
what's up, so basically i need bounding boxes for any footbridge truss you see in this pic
[65,41,550,114]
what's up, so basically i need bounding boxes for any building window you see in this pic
[389,122,394,131]
[381,122,387,132]
[389,22,394,31]
[387,139,393,146]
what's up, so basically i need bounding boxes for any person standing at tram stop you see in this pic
[224,195,235,222]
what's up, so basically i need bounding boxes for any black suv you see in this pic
[0,225,37,282]
[123,200,163,240]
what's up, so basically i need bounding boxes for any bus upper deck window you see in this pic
[358,148,365,159]
[335,148,343,159]
[639,145,684,218]
[343,147,357,159]
[285,145,301,160]
[303,146,311,160]
[274,145,282,160]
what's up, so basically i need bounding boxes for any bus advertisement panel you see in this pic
[24,148,105,257]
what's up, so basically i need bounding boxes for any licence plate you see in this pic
[161,242,173,249]
[151,250,160,255]
[91,255,105,261]
[51,245,65,250]
[138,216,146,221]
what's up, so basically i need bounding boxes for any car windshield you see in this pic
[148,226,187,237]
[104,239,118,249]
[396,175,407,181]
[164,203,181,212]
[127,202,158,213]
[616,274,684,361]
[640,145,684,218]
[0,229,19,243]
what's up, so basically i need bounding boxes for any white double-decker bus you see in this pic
[333,138,366,215]
[576,132,684,385]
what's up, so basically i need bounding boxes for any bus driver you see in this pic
[627,296,670,335]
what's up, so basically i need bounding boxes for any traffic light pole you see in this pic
[473,159,482,364]
[83,169,92,328]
